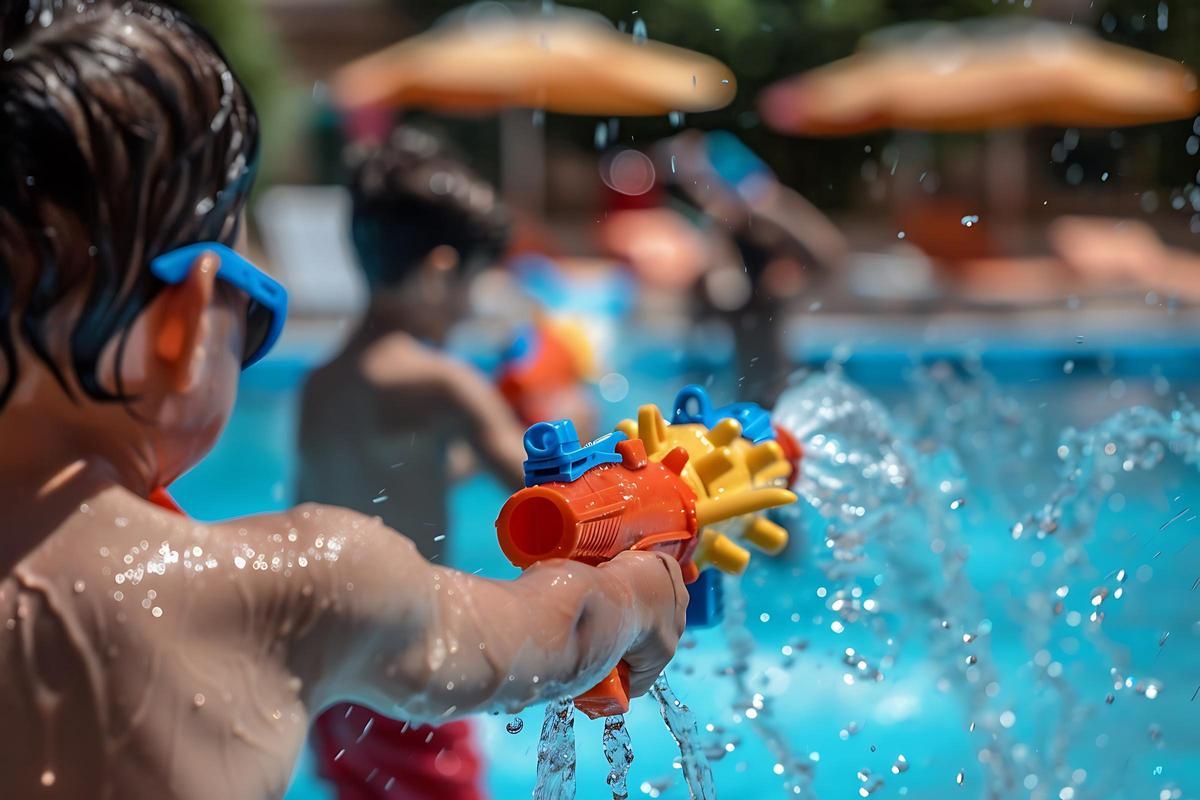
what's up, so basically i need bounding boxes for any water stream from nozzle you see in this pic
[602,715,634,800]
[533,697,576,800]
[651,674,716,800]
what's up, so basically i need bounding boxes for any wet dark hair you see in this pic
[0,0,259,409]
[348,126,509,290]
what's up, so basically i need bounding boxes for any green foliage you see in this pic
[172,0,298,182]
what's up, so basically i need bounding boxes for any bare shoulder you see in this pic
[359,332,449,389]
[30,496,405,631]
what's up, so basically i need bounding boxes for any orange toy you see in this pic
[497,318,595,431]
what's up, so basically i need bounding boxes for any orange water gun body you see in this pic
[496,420,699,719]
[496,319,595,429]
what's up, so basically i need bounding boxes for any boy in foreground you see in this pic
[0,3,687,798]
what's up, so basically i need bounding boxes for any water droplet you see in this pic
[40,770,55,787]
[506,716,524,734]
[632,18,647,44]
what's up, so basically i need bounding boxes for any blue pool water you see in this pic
[171,326,1200,800]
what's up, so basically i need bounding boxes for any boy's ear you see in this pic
[152,252,219,392]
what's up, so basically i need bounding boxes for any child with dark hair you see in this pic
[0,4,687,799]
[298,126,527,561]
[297,126,535,800]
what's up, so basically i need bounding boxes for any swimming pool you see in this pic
[172,316,1200,800]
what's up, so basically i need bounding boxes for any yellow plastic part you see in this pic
[693,529,751,575]
[617,402,797,575]
[742,515,789,556]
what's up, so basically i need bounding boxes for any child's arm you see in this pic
[437,358,528,489]
[235,505,686,722]
[361,338,527,489]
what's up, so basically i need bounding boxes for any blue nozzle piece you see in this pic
[672,385,776,445]
[501,324,537,368]
[685,568,725,628]
[522,419,627,486]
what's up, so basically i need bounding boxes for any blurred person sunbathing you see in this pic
[0,5,689,799]
[1048,215,1200,302]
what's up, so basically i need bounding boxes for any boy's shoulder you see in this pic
[358,333,488,395]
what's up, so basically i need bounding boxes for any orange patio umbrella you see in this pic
[332,4,736,116]
[760,18,1200,135]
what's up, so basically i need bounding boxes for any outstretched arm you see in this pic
[439,359,528,489]
[250,506,685,723]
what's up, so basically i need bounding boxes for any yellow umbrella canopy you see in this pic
[332,3,737,116]
[760,18,1200,135]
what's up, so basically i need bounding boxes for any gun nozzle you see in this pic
[497,489,571,567]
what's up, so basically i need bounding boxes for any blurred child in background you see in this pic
[296,127,531,799]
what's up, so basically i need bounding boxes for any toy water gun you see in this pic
[497,317,596,428]
[495,417,794,718]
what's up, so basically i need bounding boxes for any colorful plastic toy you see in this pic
[672,384,776,445]
[496,415,794,718]
[618,389,795,575]
[497,317,596,428]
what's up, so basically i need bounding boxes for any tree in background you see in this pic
[173,0,298,184]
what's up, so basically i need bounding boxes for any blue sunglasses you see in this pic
[149,242,287,368]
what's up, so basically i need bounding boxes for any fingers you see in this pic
[607,551,688,698]
[626,662,665,698]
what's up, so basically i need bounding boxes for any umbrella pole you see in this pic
[501,107,546,214]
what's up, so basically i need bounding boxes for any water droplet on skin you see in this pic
[194,693,206,708]
[40,770,55,787]
[73,580,85,594]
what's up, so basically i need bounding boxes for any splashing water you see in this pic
[1005,397,1200,791]
[602,715,634,800]
[533,698,576,800]
[722,577,813,796]
[773,371,1024,796]
[651,675,715,800]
